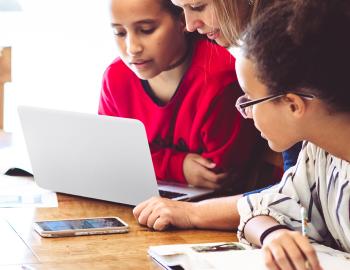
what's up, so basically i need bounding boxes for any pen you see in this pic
[301,206,309,237]
[301,206,311,270]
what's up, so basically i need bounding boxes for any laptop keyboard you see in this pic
[159,189,186,199]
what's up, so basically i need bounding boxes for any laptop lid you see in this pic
[18,106,213,205]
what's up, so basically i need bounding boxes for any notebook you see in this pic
[17,106,214,205]
[148,242,350,270]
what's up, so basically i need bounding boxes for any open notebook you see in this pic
[148,242,350,270]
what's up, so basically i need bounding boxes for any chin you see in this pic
[268,140,296,153]
[133,71,155,80]
[267,141,285,153]
[215,37,230,48]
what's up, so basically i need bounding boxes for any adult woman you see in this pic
[134,0,300,231]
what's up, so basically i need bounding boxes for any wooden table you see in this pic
[0,178,236,270]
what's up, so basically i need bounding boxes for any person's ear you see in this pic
[282,93,307,118]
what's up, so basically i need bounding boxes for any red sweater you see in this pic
[99,39,258,184]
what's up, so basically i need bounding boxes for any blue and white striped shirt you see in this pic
[237,141,350,252]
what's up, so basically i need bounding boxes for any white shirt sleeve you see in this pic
[237,142,347,249]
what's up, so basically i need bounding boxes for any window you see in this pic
[2,0,116,132]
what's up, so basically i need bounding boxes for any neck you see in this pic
[147,42,192,103]
[305,111,350,162]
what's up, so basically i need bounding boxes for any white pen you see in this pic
[301,206,311,269]
[301,206,309,237]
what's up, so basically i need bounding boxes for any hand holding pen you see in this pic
[257,208,323,270]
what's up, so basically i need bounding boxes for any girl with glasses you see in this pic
[99,0,258,190]
[236,0,350,269]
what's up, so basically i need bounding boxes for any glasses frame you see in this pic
[236,93,315,119]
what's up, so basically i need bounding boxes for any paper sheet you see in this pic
[149,242,350,270]
[0,175,57,208]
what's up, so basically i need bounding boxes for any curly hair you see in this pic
[241,0,350,112]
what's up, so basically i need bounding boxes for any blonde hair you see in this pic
[213,0,268,47]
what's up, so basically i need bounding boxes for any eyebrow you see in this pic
[182,1,203,8]
[111,20,156,27]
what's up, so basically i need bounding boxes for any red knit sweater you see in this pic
[99,39,258,184]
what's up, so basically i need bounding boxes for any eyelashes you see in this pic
[113,28,156,37]
[189,4,207,12]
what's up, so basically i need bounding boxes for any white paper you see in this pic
[0,175,57,208]
[149,242,350,270]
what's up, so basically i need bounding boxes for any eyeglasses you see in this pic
[235,93,315,119]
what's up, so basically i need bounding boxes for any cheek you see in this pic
[155,30,184,62]
[115,39,127,57]
[205,5,219,28]
[252,107,268,133]
[252,106,282,140]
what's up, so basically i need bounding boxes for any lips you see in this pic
[129,59,152,70]
[206,29,220,40]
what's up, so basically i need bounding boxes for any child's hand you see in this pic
[262,229,323,270]
[183,153,228,189]
[133,196,196,230]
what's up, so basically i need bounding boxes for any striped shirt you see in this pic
[237,141,350,252]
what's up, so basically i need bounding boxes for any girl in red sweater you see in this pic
[99,0,257,189]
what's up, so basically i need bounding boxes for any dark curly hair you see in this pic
[241,0,350,112]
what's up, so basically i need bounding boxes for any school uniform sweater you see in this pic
[98,39,257,184]
[237,141,350,252]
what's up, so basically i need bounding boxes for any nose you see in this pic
[126,34,143,56]
[183,10,204,33]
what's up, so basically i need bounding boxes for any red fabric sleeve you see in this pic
[199,82,258,177]
[98,71,119,116]
[151,149,188,184]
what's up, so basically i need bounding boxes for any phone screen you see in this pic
[36,218,125,232]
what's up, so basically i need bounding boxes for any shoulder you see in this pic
[190,38,236,73]
[101,58,140,102]
[103,57,134,78]
[102,57,138,91]
[103,57,136,83]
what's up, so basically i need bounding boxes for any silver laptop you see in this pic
[17,106,213,205]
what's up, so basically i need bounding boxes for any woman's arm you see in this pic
[133,194,243,231]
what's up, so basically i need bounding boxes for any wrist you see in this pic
[260,224,292,246]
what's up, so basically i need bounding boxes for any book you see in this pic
[148,242,350,270]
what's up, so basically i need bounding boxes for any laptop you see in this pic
[17,106,214,205]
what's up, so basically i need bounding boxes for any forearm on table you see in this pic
[190,194,243,230]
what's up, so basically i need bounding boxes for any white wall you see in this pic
[2,0,117,132]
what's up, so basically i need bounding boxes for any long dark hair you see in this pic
[241,0,350,112]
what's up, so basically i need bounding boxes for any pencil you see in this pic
[301,206,311,269]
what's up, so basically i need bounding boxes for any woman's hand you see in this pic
[133,196,197,230]
[262,229,323,270]
[183,153,229,189]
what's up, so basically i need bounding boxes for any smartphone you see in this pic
[33,216,129,237]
